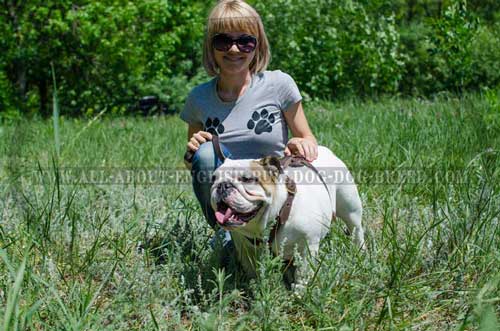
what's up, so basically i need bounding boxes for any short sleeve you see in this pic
[275,70,302,111]
[180,91,201,125]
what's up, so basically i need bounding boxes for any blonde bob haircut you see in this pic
[203,0,270,76]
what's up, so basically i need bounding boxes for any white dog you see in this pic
[210,146,364,290]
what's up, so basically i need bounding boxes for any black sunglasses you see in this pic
[212,33,257,53]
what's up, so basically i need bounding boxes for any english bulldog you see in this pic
[210,146,364,290]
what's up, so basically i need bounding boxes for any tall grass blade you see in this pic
[50,62,61,158]
[1,251,26,331]
[479,305,499,331]
[149,306,160,330]
[66,106,108,151]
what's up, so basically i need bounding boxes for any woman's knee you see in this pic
[192,142,217,171]
[191,140,231,173]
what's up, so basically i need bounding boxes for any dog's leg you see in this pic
[232,232,259,277]
[335,184,365,249]
[291,243,319,295]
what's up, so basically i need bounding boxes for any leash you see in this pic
[211,135,226,162]
[183,134,226,164]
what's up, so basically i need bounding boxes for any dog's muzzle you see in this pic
[216,182,233,198]
[214,182,262,227]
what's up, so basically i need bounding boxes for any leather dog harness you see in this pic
[185,136,333,248]
[268,155,333,247]
[212,138,333,247]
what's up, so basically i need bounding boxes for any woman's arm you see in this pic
[283,101,318,162]
[184,123,211,169]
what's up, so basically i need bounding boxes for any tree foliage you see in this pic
[252,0,404,98]
[1,0,211,117]
[0,0,498,117]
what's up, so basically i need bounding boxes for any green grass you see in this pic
[0,93,499,330]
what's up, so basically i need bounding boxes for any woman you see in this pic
[181,0,318,230]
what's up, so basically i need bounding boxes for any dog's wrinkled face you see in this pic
[210,157,282,230]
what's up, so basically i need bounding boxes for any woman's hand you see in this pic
[285,137,318,162]
[187,130,212,152]
[184,126,212,170]
[283,101,318,162]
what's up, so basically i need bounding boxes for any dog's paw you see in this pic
[205,117,225,136]
[247,109,275,135]
[291,282,307,298]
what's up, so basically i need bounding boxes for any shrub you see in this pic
[138,68,209,113]
[0,70,19,120]
[1,0,498,115]
[59,0,210,114]
[399,1,498,95]
[427,0,479,92]
[0,0,212,116]
[252,0,404,98]
[398,22,439,95]
[470,24,500,89]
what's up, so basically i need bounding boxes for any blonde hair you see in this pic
[203,0,270,76]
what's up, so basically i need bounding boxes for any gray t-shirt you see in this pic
[180,70,302,159]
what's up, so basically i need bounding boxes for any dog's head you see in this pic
[210,156,287,232]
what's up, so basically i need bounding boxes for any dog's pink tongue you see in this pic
[215,207,233,225]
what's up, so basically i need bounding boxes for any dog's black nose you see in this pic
[217,182,232,195]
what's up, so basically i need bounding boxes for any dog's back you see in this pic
[312,146,364,247]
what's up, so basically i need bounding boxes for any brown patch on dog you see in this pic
[250,159,280,196]
[259,156,283,175]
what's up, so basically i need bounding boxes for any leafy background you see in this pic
[0,0,499,118]
[0,1,499,329]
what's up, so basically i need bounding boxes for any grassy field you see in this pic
[0,93,499,330]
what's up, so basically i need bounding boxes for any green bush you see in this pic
[252,0,404,98]
[59,0,211,114]
[470,24,500,88]
[398,22,439,95]
[428,0,478,92]
[139,68,209,113]
[399,1,499,95]
[0,70,18,120]
[0,0,212,116]
[0,0,499,115]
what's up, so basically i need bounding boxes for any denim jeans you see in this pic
[191,141,232,230]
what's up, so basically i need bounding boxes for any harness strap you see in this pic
[245,155,332,249]
[183,150,194,163]
[211,135,226,162]
[276,155,333,225]
[276,176,297,225]
[280,155,332,201]
[268,176,297,247]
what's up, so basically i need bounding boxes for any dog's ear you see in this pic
[259,156,283,178]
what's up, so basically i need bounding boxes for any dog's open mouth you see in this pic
[215,201,262,227]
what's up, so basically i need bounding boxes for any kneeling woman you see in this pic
[181,0,317,229]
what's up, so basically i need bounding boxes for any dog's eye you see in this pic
[240,175,258,183]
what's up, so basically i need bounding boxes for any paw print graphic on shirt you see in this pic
[247,109,275,135]
[205,117,225,136]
